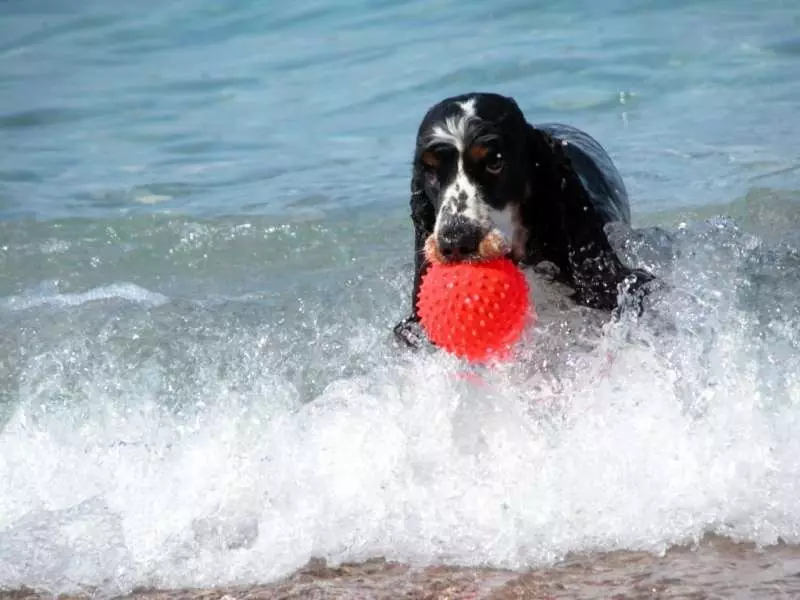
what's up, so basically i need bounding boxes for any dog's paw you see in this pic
[393,316,426,349]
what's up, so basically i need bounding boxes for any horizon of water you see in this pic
[2,0,800,596]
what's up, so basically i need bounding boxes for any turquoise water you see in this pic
[2,0,798,221]
[1,0,800,595]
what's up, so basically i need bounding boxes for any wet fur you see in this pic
[394,92,653,348]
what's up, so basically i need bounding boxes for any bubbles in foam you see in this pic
[2,219,800,595]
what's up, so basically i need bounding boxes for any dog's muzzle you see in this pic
[436,216,482,260]
[425,228,509,265]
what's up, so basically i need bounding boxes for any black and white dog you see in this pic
[394,92,654,348]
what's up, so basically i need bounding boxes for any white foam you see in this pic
[1,223,800,595]
[0,282,169,312]
[2,334,800,593]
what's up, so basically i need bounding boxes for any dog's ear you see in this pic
[524,124,584,205]
[409,161,434,292]
[410,163,435,234]
[525,124,556,168]
[523,124,561,206]
[393,162,436,349]
[501,94,523,115]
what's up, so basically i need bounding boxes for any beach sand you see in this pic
[7,537,800,600]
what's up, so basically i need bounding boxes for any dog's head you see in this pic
[413,93,532,264]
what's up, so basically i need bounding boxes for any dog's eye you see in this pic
[485,152,504,175]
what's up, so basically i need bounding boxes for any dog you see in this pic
[393,92,654,348]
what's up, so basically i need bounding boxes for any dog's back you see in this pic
[535,123,631,226]
[393,93,654,348]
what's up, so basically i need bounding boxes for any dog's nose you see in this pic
[438,218,482,260]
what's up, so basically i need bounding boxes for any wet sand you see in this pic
[5,538,800,600]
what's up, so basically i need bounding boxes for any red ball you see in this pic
[417,258,533,363]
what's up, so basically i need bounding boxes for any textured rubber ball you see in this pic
[417,258,534,363]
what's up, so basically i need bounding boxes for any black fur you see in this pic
[394,92,653,348]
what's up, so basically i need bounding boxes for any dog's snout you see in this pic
[438,218,482,260]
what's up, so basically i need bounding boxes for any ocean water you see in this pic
[1,0,800,596]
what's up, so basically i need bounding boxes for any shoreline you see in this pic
[6,537,800,600]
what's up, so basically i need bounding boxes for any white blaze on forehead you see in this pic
[430,96,492,239]
[457,97,477,117]
[429,96,478,153]
[430,119,470,153]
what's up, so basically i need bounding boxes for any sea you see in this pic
[1,0,800,598]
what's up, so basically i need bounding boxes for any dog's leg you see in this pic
[569,240,656,316]
[393,226,429,348]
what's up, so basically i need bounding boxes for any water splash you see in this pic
[1,218,800,595]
